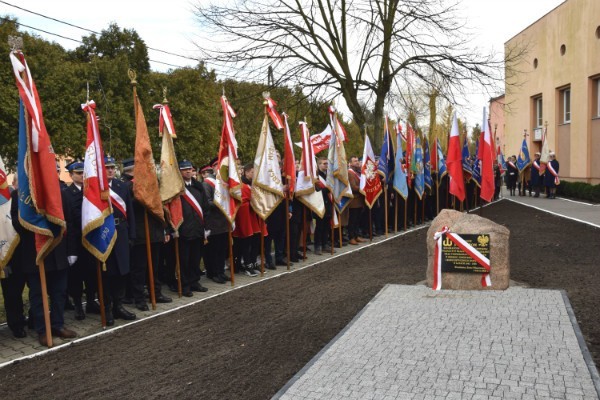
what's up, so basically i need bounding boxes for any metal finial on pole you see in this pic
[8,35,23,52]
[86,81,90,103]
[128,68,137,86]
[162,87,168,104]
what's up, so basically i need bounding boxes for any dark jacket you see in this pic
[180,179,210,240]
[107,178,135,275]
[61,183,84,258]
[202,178,229,236]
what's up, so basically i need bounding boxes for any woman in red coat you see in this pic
[233,164,261,276]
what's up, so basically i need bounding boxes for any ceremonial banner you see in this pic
[251,114,284,220]
[215,95,241,223]
[360,134,382,208]
[406,122,415,187]
[326,112,353,213]
[436,139,448,179]
[282,113,296,198]
[516,137,531,172]
[293,125,332,154]
[423,137,433,190]
[392,130,409,200]
[539,126,550,175]
[497,145,506,175]
[447,113,466,202]
[479,108,495,202]
[461,135,472,181]
[132,85,164,223]
[328,105,348,142]
[0,156,19,271]
[296,122,325,218]
[377,118,395,184]
[154,103,184,232]
[471,139,482,187]
[81,101,116,262]
[414,136,425,200]
[12,51,65,264]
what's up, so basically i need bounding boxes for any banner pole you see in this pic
[394,195,398,233]
[302,205,307,260]
[144,210,157,310]
[285,196,291,271]
[260,228,265,276]
[96,259,107,328]
[369,208,373,242]
[38,260,53,348]
[404,197,407,231]
[338,210,343,249]
[384,185,388,237]
[228,227,235,286]
[175,237,182,298]
[330,203,335,255]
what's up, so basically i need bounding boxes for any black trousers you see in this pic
[67,250,96,304]
[130,243,163,304]
[28,268,68,334]
[178,237,204,291]
[314,216,330,248]
[101,273,126,311]
[348,207,362,239]
[205,232,228,277]
[1,269,27,332]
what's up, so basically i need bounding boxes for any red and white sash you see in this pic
[547,162,560,185]
[204,177,216,188]
[532,160,540,171]
[109,188,127,219]
[433,227,491,290]
[182,188,204,221]
[507,161,517,170]
[347,168,360,180]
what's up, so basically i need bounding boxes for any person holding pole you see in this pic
[347,156,365,245]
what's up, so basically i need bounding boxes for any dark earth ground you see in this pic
[0,200,598,400]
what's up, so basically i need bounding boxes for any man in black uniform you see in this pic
[102,156,136,324]
[179,160,210,296]
[62,160,99,320]
[122,158,173,311]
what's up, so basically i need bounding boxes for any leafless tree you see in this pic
[194,0,510,147]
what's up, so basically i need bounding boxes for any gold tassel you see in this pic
[102,262,107,272]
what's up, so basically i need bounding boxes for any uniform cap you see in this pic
[104,156,116,167]
[66,160,84,172]
[179,160,193,170]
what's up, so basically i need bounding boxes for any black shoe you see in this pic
[266,262,276,270]
[289,257,300,263]
[218,274,231,282]
[11,327,27,339]
[74,302,85,321]
[275,259,292,266]
[168,284,179,293]
[135,302,149,312]
[191,284,208,292]
[85,300,101,315]
[211,275,226,284]
[105,310,115,326]
[156,294,173,303]
[182,291,193,297]
[113,305,136,320]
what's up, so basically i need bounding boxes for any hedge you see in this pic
[556,181,600,203]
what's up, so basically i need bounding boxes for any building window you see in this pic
[561,88,571,123]
[595,78,600,118]
[534,97,543,127]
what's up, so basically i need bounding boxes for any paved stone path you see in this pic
[504,194,600,228]
[274,285,600,400]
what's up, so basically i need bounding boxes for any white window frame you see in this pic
[535,97,543,127]
[563,88,571,123]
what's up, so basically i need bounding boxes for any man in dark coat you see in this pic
[178,160,210,296]
[102,156,136,323]
[347,156,365,245]
[122,158,173,311]
[62,160,99,320]
[544,152,560,199]
[13,178,76,346]
[530,152,542,197]
[314,158,333,255]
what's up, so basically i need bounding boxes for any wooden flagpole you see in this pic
[96,260,107,328]
[369,208,373,242]
[144,210,157,310]
[285,196,291,270]
[394,196,398,233]
[413,190,417,226]
[38,261,53,347]
[338,210,343,249]
[404,197,407,231]
[175,237,182,297]
[330,203,335,255]
[383,186,388,237]
[302,205,307,260]
[228,227,235,286]
[260,228,265,276]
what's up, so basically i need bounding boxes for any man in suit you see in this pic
[102,156,136,324]
[62,160,99,320]
[178,160,210,296]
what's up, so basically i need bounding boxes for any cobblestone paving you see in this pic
[275,285,600,400]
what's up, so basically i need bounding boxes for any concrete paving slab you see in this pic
[274,285,600,400]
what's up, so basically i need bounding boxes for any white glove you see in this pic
[68,256,78,266]
[204,229,211,240]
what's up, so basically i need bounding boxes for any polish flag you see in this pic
[446,112,465,201]
[479,108,495,202]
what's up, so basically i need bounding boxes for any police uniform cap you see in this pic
[179,160,193,170]
[121,157,134,171]
[66,160,84,172]
[104,156,116,167]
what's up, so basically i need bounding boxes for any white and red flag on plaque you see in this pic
[479,108,495,203]
[214,95,241,223]
[81,101,116,263]
[251,95,285,220]
[359,133,383,209]
[11,50,66,264]
[282,113,296,198]
[295,121,325,218]
[154,103,185,232]
[432,227,491,290]
[446,112,466,202]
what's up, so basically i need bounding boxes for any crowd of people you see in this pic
[1,147,560,347]
[503,151,560,199]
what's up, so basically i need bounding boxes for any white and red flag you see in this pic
[328,105,348,142]
[215,95,241,223]
[81,101,116,263]
[539,125,550,175]
[295,121,325,218]
[282,113,296,198]
[479,108,495,202]
[446,112,466,202]
[359,133,383,209]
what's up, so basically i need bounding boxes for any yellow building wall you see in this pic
[504,0,600,183]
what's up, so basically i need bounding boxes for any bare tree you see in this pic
[194,0,508,147]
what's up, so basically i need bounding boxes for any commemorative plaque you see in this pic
[441,234,490,273]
